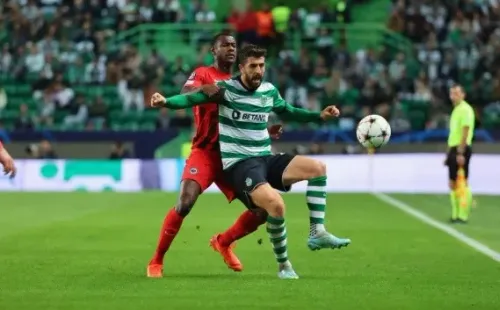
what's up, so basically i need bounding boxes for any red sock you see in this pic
[150,208,184,265]
[218,210,266,247]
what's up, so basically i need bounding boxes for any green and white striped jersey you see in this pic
[163,76,323,170]
[216,78,279,169]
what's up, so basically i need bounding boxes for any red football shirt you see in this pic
[183,66,231,150]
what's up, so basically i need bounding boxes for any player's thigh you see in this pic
[278,154,327,187]
[182,148,217,191]
[223,158,268,210]
[214,177,237,202]
[248,183,286,217]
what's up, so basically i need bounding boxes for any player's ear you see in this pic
[238,63,244,73]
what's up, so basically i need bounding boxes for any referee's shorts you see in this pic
[445,146,472,181]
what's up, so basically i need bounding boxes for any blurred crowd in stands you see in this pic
[387,0,500,130]
[0,0,358,132]
[0,0,497,133]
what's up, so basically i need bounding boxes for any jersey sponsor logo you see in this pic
[232,110,268,122]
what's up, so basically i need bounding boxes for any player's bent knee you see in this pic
[252,208,268,222]
[249,184,285,218]
[176,192,199,216]
[284,156,327,185]
[311,160,327,178]
[176,180,202,216]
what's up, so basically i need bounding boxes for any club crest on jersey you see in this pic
[190,168,198,174]
[260,96,267,105]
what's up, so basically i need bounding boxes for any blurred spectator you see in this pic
[154,0,181,23]
[14,103,35,130]
[155,107,170,130]
[388,53,406,82]
[109,141,131,159]
[0,44,13,74]
[170,109,192,129]
[236,4,258,46]
[64,94,88,127]
[25,44,45,75]
[84,58,106,84]
[119,68,144,112]
[30,139,58,159]
[255,3,274,50]
[87,96,109,127]
[169,55,190,88]
[271,2,291,54]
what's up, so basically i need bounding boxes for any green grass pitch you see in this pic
[0,193,499,309]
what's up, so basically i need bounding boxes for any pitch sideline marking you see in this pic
[373,192,500,263]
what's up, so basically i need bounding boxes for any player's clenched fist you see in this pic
[150,92,166,108]
[320,105,340,120]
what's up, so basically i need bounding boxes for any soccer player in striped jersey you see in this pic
[147,34,283,278]
[151,45,351,279]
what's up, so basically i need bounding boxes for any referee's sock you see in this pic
[450,190,458,220]
[458,186,472,221]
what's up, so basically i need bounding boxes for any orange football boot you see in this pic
[209,234,243,272]
[147,263,163,278]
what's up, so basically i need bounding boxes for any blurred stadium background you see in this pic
[1,1,500,309]
[1,0,499,160]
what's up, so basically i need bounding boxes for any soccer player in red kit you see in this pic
[147,34,282,278]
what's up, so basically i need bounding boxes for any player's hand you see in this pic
[0,148,16,179]
[268,124,283,139]
[456,154,465,167]
[150,92,166,108]
[320,105,340,120]
[199,84,220,97]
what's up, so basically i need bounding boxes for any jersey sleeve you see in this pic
[182,68,205,93]
[271,86,322,123]
[164,91,212,109]
[460,106,475,128]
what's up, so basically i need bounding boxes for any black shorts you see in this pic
[224,154,296,209]
[446,146,472,181]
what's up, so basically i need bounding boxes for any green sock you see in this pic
[307,176,327,237]
[450,190,458,220]
[266,216,289,266]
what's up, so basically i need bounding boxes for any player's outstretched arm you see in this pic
[150,85,222,110]
[272,91,340,123]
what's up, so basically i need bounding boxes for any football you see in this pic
[356,115,391,148]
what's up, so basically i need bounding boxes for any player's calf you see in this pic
[148,180,202,277]
[250,183,298,279]
[282,156,351,250]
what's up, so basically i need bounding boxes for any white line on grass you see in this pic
[373,192,500,263]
